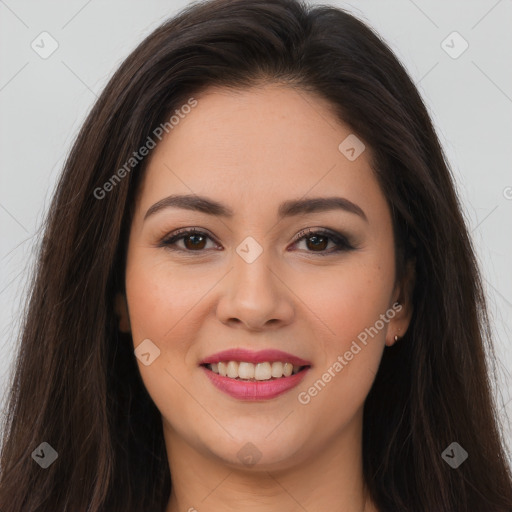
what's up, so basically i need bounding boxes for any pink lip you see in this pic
[200,348,311,367]
[201,365,311,401]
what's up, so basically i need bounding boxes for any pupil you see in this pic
[307,235,327,251]
[185,234,205,250]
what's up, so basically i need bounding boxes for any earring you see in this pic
[393,302,401,343]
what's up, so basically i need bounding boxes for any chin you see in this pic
[203,431,308,471]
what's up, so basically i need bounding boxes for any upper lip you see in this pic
[200,348,311,367]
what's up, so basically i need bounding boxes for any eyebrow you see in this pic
[144,194,368,222]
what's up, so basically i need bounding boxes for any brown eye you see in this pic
[161,227,354,256]
[304,233,329,252]
[161,228,217,252]
[292,228,354,256]
[182,233,207,250]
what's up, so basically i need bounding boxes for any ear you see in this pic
[115,292,131,333]
[386,257,415,347]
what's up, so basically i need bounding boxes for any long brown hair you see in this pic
[1,0,511,510]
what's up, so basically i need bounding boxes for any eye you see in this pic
[160,227,354,256]
[290,228,355,256]
[160,228,219,252]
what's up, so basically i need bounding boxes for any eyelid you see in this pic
[160,227,221,249]
[290,227,355,254]
[292,227,347,244]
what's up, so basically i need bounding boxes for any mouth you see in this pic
[201,361,310,381]
[199,348,312,400]
[200,359,311,401]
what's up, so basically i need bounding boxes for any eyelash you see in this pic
[160,227,355,256]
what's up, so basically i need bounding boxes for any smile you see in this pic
[201,362,310,401]
[204,361,305,380]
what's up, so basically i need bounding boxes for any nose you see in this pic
[215,247,295,331]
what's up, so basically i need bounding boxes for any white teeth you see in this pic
[206,361,303,380]
[238,362,255,379]
[227,361,238,378]
[283,362,293,377]
[218,361,227,377]
[271,361,283,378]
[254,362,272,380]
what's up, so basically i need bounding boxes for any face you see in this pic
[117,84,413,471]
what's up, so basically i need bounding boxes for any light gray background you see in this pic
[1,0,511,458]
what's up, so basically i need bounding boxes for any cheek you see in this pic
[124,253,211,425]
[295,283,388,429]
[293,255,394,407]
[124,252,209,343]
[302,257,394,344]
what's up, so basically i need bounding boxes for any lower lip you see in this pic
[201,365,310,401]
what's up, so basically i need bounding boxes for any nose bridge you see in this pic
[216,235,294,329]
[232,237,278,306]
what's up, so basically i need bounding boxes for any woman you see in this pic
[1,0,511,510]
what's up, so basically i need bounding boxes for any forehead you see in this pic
[138,84,386,221]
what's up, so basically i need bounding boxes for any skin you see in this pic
[116,83,414,512]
